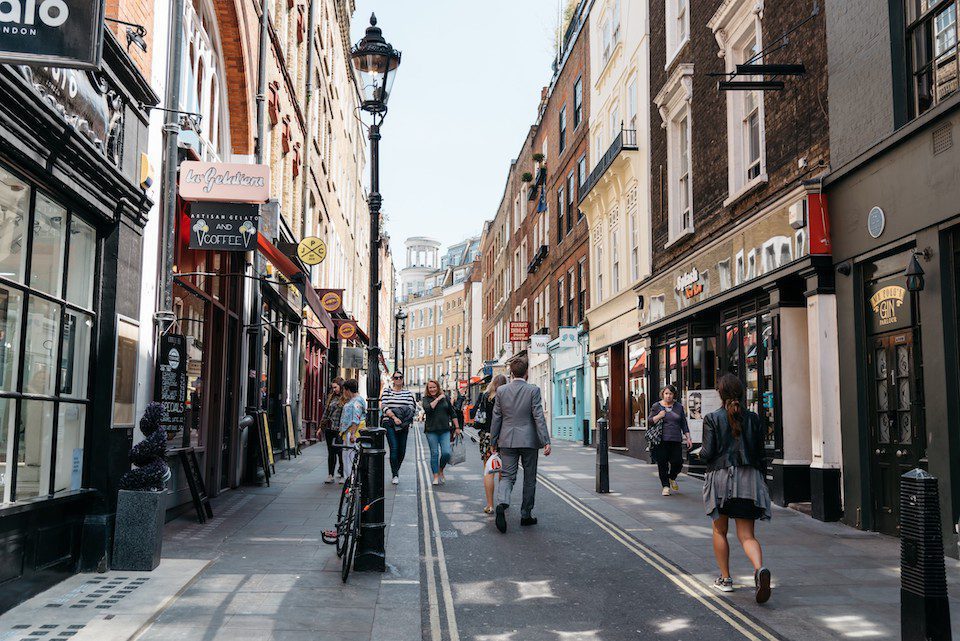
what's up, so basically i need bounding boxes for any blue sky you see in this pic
[351,1,561,263]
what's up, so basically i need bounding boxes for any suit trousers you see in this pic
[496,447,539,517]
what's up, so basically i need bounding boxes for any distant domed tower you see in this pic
[399,237,442,300]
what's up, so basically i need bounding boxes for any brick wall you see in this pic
[106,0,153,80]
[649,0,830,274]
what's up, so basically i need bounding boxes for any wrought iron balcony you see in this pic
[578,127,638,204]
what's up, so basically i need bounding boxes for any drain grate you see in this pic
[42,577,150,611]
[4,624,85,641]
[933,122,953,155]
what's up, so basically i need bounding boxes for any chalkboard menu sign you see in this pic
[155,334,187,432]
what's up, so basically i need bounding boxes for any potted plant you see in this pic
[521,171,533,183]
[112,402,170,571]
[532,152,545,163]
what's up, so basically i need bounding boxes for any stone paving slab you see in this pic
[541,440,960,640]
[0,558,208,641]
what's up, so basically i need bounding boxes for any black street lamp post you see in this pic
[351,13,401,573]
[394,308,407,371]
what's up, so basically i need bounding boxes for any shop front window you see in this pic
[743,316,759,415]
[595,353,610,421]
[628,341,647,428]
[0,165,98,504]
[760,313,776,449]
[175,286,207,448]
[725,323,741,377]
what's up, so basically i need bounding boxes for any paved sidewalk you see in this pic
[540,440,960,639]
[0,442,420,641]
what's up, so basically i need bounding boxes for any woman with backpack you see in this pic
[701,373,772,603]
[471,374,507,514]
[647,384,692,496]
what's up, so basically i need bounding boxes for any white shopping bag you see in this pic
[484,452,502,475]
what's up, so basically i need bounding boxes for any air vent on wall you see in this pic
[933,122,953,156]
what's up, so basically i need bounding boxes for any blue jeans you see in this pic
[425,430,452,475]
[384,424,409,477]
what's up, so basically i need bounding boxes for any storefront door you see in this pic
[868,329,924,535]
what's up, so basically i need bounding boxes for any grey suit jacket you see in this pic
[490,379,551,449]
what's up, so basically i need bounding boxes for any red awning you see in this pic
[257,232,300,280]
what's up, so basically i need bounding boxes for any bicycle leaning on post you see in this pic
[321,435,381,582]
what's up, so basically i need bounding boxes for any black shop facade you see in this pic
[0,33,158,608]
[633,191,842,522]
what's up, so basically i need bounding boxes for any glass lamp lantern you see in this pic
[351,14,402,114]
[905,253,925,293]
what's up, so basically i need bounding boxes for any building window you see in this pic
[0,165,98,504]
[656,62,695,244]
[577,154,587,204]
[629,203,640,282]
[557,278,565,330]
[557,187,565,243]
[578,259,587,321]
[567,269,576,326]
[566,172,575,232]
[574,76,584,128]
[665,0,690,67]
[595,243,604,303]
[611,228,621,293]
[627,76,638,130]
[559,105,567,154]
[907,0,960,116]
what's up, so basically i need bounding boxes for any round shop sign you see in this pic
[297,236,327,265]
[167,347,181,370]
[321,291,342,312]
[338,323,357,340]
[867,206,886,239]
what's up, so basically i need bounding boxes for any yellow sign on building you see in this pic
[297,236,327,265]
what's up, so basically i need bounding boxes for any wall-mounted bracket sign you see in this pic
[297,236,327,265]
[336,320,358,341]
[0,0,105,69]
[509,321,531,342]
[189,202,259,251]
[179,161,270,203]
[317,288,344,314]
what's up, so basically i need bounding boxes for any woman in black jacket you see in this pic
[422,380,461,486]
[471,374,506,513]
[701,373,772,603]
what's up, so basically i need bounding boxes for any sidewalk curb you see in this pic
[128,559,213,641]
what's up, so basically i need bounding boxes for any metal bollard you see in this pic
[900,468,952,641]
[354,426,386,572]
[596,418,609,494]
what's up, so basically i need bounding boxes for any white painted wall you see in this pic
[807,294,843,471]
[779,307,812,464]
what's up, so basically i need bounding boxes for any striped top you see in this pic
[381,388,416,419]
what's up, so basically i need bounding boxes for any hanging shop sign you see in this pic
[0,0,105,69]
[529,334,549,354]
[341,346,366,370]
[297,236,327,265]
[178,161,270,204]
[866,276,912,334]
[188,202,259,251]
[155,333,187,432]
[557,327,579,349]
[509,321,531,342]
[336,319,359,341]
[317,288,343,314]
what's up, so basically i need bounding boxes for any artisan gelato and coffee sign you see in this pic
[0,0,105,69]
[189,202,259,251]
[179,161,270,204]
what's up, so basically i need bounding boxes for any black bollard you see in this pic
[354,426,386,572]
[900,468,952,641]
[596,418,609,494]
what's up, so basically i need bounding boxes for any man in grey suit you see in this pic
[491,356,551,533]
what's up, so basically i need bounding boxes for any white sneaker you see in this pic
[325,474,334,484]
[661,487,671,496]
[391,476,399,485]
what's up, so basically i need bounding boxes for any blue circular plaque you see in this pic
[867,206,885,239]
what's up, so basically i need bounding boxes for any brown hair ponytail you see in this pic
[717,373,744,438]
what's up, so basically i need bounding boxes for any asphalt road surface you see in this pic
[413,428,783,641]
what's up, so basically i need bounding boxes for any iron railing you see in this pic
[579,127,638,204]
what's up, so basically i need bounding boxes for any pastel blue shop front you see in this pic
[550,327,590,443]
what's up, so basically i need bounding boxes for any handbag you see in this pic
[484,452,502,475]
[449,433,467,466]
[646,416,664,449]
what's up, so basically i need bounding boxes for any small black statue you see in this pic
[119,402,170,492]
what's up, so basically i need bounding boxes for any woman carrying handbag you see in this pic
[470,375,507,513]
[422,380,461,486]
[647,384,692,496]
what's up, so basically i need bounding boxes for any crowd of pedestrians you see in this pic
[317,356,773,605]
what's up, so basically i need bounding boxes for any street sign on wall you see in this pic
[0,1,105,69]
[188,202,259,251]
[179,161,271,203]
[508,321,530,342]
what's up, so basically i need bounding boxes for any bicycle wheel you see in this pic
[335,476,352,557]
[341,481,361,582]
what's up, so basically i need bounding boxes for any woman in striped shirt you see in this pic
[381,371,417,484]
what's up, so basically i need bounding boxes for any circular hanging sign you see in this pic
[867,206,886,239]
[338,323,357,340]
[297,236,327,265]
[321,291,342,312]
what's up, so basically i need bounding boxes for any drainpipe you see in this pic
[160,0,185,314]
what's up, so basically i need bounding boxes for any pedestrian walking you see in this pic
[339,379,367,480]
[701,373,772,603]
[320,377,345,483]
[647,384,693,496]
[491,357,550,533]
[381,371,417,485]
[422,380,461,486]
[471,374,507,514]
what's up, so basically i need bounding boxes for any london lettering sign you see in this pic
[179,161,271,204]
[188,202,259,251]
[0,0,105,69]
